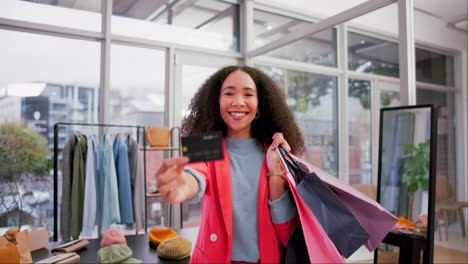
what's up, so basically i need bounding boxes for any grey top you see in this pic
[185,138,297,262]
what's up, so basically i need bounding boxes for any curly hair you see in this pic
[181,65,305,156]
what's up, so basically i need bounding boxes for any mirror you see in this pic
[375,105,437,264]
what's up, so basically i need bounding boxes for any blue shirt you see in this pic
[113,135,134,224]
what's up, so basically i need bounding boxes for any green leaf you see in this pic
[404,144,417,153]
[420,178,429,191]
[401,141,431,193]
[409,183,419,193]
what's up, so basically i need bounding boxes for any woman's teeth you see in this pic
[230,112,247,117]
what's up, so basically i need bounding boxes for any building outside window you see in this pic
[0,29,100,233]
[259,65,339,176]
[348,79,372,184]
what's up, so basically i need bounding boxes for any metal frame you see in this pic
[455,50,468,203]
[398,0,416,105]
[99,0,111,123]
[253,55,341,77]
[240,0,253,66]
[337,23,350,183]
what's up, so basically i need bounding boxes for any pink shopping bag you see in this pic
[285,169,345,263]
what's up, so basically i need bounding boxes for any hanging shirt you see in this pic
[113,135,134,224]
[81,136,98,237]
[127,136,144,232]
[61,135,77,241]
[98,134,121,235]
[70,135,87,239]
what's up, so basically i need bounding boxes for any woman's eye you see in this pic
[245,93,254,97]
[224,92,233,96]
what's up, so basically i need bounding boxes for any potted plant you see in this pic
[0,122,50,228]
[401,140,430,221]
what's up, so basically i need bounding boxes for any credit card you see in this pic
[181,131,224,163]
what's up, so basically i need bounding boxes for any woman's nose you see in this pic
[232,96,245,107]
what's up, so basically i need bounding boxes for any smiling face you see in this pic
[219,70,259,139]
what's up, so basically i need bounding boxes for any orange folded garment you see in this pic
[149,228,178,245]
[0,245,20,264]
[396,216,416,227]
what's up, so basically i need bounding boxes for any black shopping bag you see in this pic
[285,223,310,264]
[278,146,370,258]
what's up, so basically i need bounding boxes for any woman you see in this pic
[155,66,305,263]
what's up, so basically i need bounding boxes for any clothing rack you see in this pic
[53,122,146,241]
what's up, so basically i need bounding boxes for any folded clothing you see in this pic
[51,239,89,255]
[148,228,178,245]
[101,229,127,248]
[157,236,192,260]
[36,252,80,264]
[97,244,142,264]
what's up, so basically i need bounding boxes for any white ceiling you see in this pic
[267,0,468,32]
[414,0,468,31]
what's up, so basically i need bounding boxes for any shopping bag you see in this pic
[284,164,345,263]
[285,223,310,264]
[0,228,33,263]
[284,150,398,251]
[278,146,370,258]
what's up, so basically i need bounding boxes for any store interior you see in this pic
[0,0,467,263]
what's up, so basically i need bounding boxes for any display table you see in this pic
[380,230,427,264]
[32,228,199,263]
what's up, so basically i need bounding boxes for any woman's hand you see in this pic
[266,132,291,174]
[266,133,291,200]
[155,156,199,204]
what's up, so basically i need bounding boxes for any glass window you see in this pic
[109,44,166,127]
[349,32,455,87]
[348,79,371,184]
[112,0,240,52]
[288,70,339,175]
[416,89,457,195]
[348,32,399,78]
[416,89,460,261]
[178,64,220,228]
[256,65,285,89]
[381,90,400,107]
[0,0,102,32]
[416,48,454,87]
[180,65,219,123]
[260,65,339,175]
[109,44,167,232]
[0,30,100,236]
[254,9,337,67]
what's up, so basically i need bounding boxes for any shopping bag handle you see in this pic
[277,146,309,183]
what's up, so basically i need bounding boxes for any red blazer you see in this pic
[188,138,298,264]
